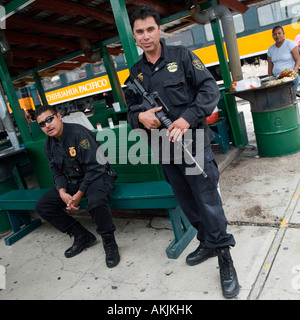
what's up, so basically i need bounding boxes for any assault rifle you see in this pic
[126,74,207,178]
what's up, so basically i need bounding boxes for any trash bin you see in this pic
[228,80,300,157]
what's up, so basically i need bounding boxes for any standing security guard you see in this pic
[35,104,120,268]
[126,6,239,298]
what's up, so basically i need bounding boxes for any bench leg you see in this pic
[166,206,197,259]
[4,210,42,246]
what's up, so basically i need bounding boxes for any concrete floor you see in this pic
[0,98,300,302]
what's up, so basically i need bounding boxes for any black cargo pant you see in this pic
[36,172,116,235]
[162,145,235,249]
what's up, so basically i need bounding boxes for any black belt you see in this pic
[67,178,82,184]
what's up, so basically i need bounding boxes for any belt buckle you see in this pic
[68,179,80,184]
[107,167,117,178]
[107,168,114,176]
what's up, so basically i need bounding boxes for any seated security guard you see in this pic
[35,104,120,268]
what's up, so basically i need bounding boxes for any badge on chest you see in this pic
[69,146,76,157]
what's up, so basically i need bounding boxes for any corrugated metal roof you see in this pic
[0,0,276,85]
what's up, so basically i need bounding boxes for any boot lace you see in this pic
[219,250,234,280]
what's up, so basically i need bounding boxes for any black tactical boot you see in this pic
[186,242,217,266]
[102,233,120,268]
[65,222,97,258]
[216,247,239,298]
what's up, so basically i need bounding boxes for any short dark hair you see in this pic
[35,104,57,119]
[129,6,160,29]
[272,25,284,34]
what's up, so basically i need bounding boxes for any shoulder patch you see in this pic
[80,139,90,150]
[192,59,204,71]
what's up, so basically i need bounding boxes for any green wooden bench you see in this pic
[1,124,197,258]
[0,182,196,259]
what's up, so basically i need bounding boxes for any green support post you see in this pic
[210,19,231,87]
[110,0,139,71]
[209,12,245,147]
[2,0,35,19]
[0,51,32,143]
[32,70,48,106]
[99,44,126,112]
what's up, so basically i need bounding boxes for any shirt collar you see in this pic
[54,122,68,146]
[142,40,165,65]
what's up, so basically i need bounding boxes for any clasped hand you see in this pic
[59,189,84,210]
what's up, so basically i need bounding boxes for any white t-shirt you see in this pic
[267,39,297,76]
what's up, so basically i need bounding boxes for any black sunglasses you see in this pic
[38,114,56,128]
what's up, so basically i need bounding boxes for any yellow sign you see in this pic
[7,97,35,113]
[46,69,129,105]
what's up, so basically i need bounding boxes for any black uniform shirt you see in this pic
[126,41,220,147]
[44,122,106,193]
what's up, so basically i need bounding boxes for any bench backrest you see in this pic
[24,123,164,188]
